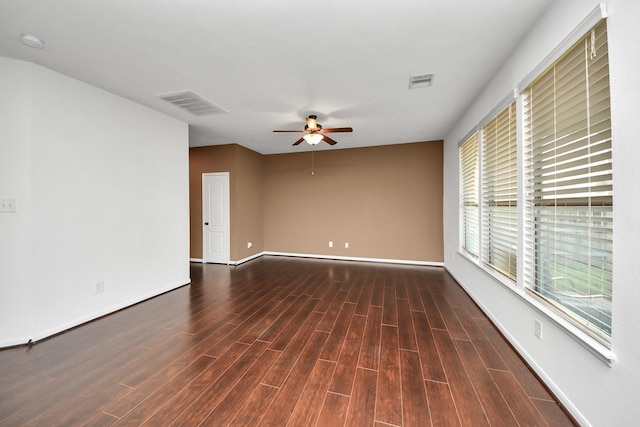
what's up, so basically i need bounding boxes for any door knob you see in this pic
[204,222,209,225]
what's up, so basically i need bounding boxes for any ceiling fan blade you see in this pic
[322,127,353,133]
[273,130,304,132]
[292,137,304,146]
[322,135,338,145]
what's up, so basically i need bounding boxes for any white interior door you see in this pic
[202,173,230,264]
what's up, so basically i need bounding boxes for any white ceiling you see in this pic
[0,0,554,154]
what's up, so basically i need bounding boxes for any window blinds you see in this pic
[482,102,517,281]
[523,20,612,343]
[460,132,479,257]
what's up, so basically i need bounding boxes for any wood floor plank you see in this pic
[375,325,403,426]
[432,329,489,426]
[355,281,374,316]
[314,282,342,313]
[453,339,518,425]
[345,368,378,426]
[199,349,281,426]
[262,311,323,387]
[287,359,337,427]
[425,380,461,427]
[257,331,329,426]
[475,317,554,400]
[317,290,349,332]
[359,306,382,370]
[532,398,577,426]
[383,285,398,326]
[83,411,119,427]
[227,384,278,426]
[397,297,418,351]
[141,342,250,426]
[317,391,349,427]
[371,277,384,306]
[400,349,431,426]
[41,383,131,427]
[256,295,310,343]
[453,306,508,371]
[319,302,357,362]
[1,346,151,426]
[396,276,408,299]
[205,300,279,358]
[431,293,469,340]
[328,314,367,395]
[419,289,447,330]
[168,340,270,425]
[346,279,363,304]
[406,279,425,312]
[269,297,320,351]
[238,294,297,344]
[489,369,552,427]
[411,310,447,383]
[113,355,216,425]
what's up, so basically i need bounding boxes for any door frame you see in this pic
[202,172,230,264]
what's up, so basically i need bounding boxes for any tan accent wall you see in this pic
[263,141,443,262]
[189,144,264,261]
[189,141,443,263]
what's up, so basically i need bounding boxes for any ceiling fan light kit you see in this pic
[273,115,353,146]
[302,133,324,145]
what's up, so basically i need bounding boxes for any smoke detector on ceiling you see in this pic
[409,73,434,89]
[20,33,45,49]
[157,90,227,116]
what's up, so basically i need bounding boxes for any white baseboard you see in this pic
[189,258,204,263]
[230,252,265,265]
[263,251,444,267]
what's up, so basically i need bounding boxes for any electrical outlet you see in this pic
[247,242,252,248]
[96,282,104,294]
[329,241,333,248]
[0,198,16,213]
[534,319,542,340]
[345,242,349,248]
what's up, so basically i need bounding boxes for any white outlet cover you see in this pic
[0,199,17,213]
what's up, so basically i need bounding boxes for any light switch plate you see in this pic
[0,199,16,213]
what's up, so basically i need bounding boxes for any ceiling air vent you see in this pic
[157,90,227,116]
[408,73,434,89]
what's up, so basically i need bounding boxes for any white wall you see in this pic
[443,0,640,425]
[0,58,34,345]
[0,58,190,346]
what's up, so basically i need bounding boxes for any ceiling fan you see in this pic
[273,115,353,146]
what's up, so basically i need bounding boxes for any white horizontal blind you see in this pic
[482,102,517,281]
[523,20,612,344]
[460,132,479,257]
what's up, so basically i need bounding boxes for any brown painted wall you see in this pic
[189,144,264,261]
[233,145,264,260]
[263,141,443,262]
[189,141,443,263]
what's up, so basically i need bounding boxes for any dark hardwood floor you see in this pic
[0,256,576,426]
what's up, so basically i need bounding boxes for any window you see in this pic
[523,20,612,344]
[460,132,479,257]
[482,102,517,281]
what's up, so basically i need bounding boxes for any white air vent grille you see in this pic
[157,90,227,116]
[409,73,434,89]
